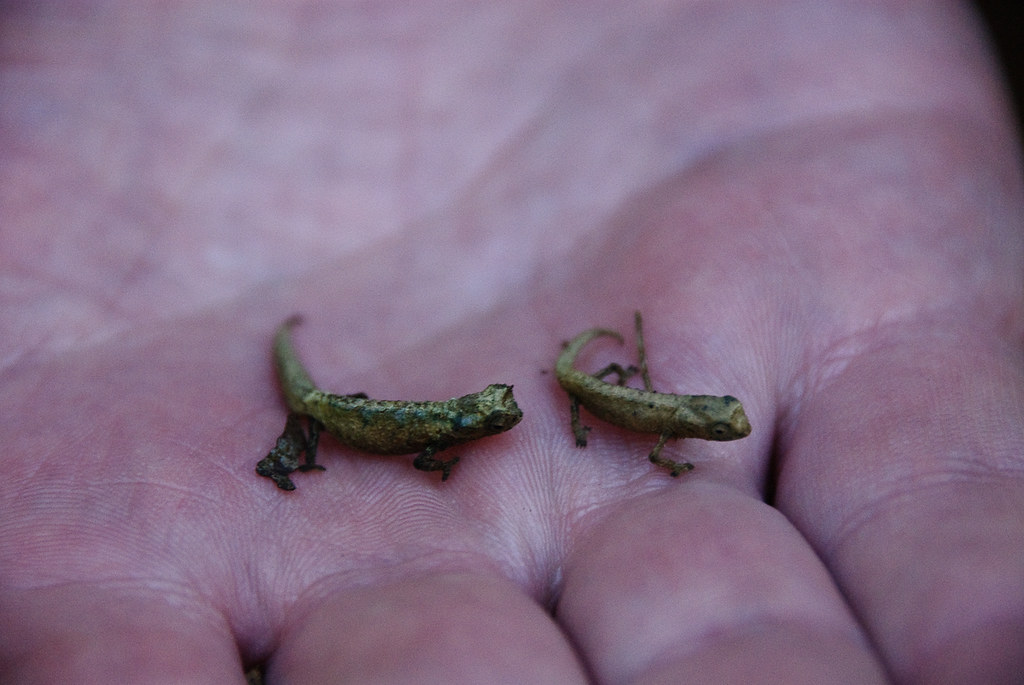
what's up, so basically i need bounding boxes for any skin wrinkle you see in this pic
[778,331,1019,528]
[556,486,880,684]
[821,471,1020,564]
[837,481,1024,683]
[775,321,1024,681]
[2,1,1023,683]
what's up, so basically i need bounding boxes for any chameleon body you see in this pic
[555,312,751,476]
[256,317,523,490]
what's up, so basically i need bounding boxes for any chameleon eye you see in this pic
[711,422,730,438]
[487,414,511,430]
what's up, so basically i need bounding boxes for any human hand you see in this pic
[2,2,1022,683]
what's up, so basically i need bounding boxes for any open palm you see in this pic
[2,2,1023,683]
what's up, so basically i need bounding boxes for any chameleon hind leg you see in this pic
[256,413,323,490]
[569,395,591,447]
[593,362,639,385]
[633,311,654,391]
[590,312,653,390]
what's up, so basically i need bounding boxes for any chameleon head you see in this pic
[686,395,752,441]
[449,383,524,439]
[480,383,524,433]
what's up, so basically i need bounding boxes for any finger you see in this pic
[0,584,247,685]
[269,571,588,684]
[778,332,1024,682]
[557,484,888,684]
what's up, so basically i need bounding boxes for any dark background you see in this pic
[974,0,1024,133]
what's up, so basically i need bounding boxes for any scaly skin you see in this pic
[556,312,751,475]
[256,318,523,489]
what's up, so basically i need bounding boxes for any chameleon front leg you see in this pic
[648,431,694,477]
[569,394,591,447]
[412,445,461,481]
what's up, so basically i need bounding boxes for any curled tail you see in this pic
[555,327,624,377]
[273,316,318,412]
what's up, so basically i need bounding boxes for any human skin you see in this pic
[2,1,1023,683]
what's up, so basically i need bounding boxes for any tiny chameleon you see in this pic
[555,311,751,476]
[256,316,523,490]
